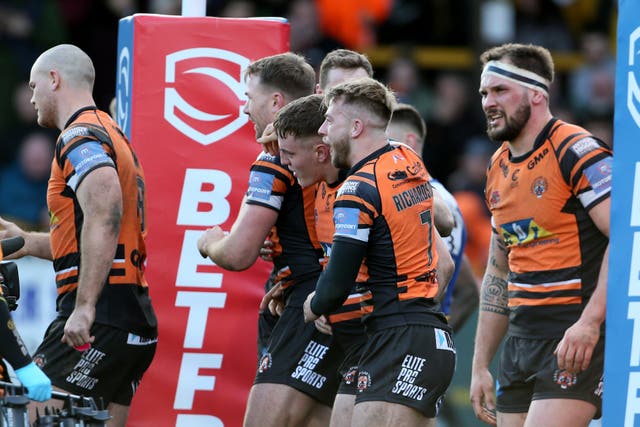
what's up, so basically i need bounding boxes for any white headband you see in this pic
[482,60,550,96]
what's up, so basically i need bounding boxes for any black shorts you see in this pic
[257,309,279,358]
[33,318,157,406]
[336,342,365,396]
[333,325,367,396]
[355,325,456,417]
[257,275,279,358]
[496,335,604,417]
[254,303,343,406]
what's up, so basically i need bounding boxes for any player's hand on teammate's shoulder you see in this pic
[257,123,279,156]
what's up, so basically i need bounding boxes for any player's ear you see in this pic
[272,92,286,110]
[315,142,330,162]
[530,89,547,106]
[351,118,363,138]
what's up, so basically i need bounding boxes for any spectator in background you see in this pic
[423,70,485,187]
[315,0,393,50]
[288,0,344,72]
[513,0,575,51]
[0,131,54,231]
[376,0,473,46]
[1,81,43,166]
[569,28,616,122]
[55,0,138,111]
[384,55,433,119]
[582,113,614,149]
[0,0,66,148]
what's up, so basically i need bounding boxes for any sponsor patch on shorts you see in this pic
[434,329,455,353]
[126,333,158,346]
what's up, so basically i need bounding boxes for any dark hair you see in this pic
[325,77,396,126]
[318,49,373,90]
[273,94,326,139]
[390,103,426,141]
[480,43,555,83]
[245,52,316,101]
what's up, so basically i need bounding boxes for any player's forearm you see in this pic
[433,191,453,237]
[23,231,53,260]
[76,213,120,307]
[206,237,259,271]
[435,233,454,297]
[311,238,365,315]
[473,250,509,369]
[580,244,608,327]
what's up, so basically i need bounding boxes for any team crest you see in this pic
[531,176,548,198]
[343,366,358,385]
[490,190,500,207]
[258,353,272,373]
[33,354,47,368]
[553,369,577,389]
[357,371,371,392]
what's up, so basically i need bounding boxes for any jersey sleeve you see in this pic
[333,174,380,245]
[57,126,116,193]
[559,136,612,211]
[245,152,294,211]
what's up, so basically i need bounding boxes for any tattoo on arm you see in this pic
[480,273,509,315]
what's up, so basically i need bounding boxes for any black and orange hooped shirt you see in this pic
[315,177,370,341]
[48,107,156,336]
[331,144,443,328]
[245,151,323,299]
[486,118,612,339]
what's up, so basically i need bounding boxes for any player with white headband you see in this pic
[481,60,551,97]
[470,43,611,427]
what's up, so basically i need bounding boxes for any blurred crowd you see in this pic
[0,0,616,278]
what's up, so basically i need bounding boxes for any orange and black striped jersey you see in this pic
[315,177,370,342]
[331,144,444,330]
[48,107,156,336]
[246,152,323,303]
[485,118,611,338]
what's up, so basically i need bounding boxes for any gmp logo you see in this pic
[628,26,640,128]
[165,48,250,145]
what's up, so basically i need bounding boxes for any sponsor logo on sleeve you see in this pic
[246,171,274,201]
[585,157,613,195]
[570,137,601,157]
[334,207,360,236]
[337,181,359,197]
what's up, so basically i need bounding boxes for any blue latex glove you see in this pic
[14,361,52,401]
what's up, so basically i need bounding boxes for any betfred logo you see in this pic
[164,48,250,145]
